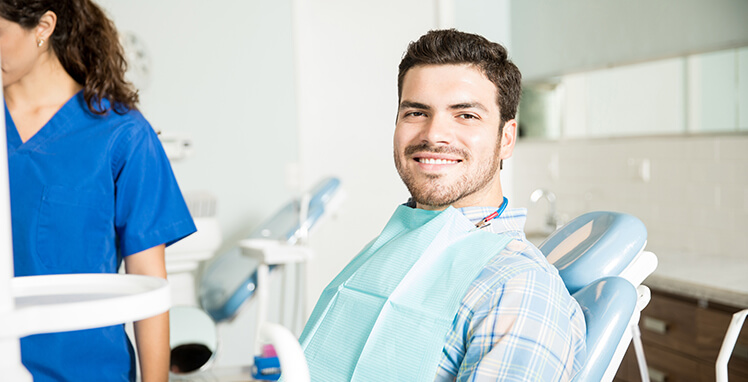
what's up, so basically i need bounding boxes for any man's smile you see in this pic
[412,153,462,165]
[417,158,460,164]
[410,153,464,173]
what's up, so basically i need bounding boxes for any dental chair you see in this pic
[537,211,658,382]
[253,209,656,381]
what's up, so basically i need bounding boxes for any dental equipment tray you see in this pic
[4,273,170,339]
[198,177,341,322]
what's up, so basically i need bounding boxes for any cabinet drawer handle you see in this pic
[648,367,667,382]
[643,316,668,334]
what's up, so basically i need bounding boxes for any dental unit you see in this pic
[167,177,343,381]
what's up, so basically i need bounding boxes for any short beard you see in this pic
[394,141,501,208]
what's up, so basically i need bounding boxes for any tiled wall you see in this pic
[511,134,748,259]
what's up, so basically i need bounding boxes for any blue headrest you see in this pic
[571,277,637,382]
[247,177,341,243]
[199,177,341,322]
[539,212,646,294]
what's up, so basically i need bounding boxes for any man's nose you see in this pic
[420,113,453,144]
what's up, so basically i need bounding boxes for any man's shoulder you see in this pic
[481,236,559,283]
[460,236,566,307]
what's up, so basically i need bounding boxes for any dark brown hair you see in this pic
[398,29,522,124]
[0,0,138,114]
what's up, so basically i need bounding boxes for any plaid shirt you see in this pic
[434,207,587,382]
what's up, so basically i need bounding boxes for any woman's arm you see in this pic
[124,244,169,382]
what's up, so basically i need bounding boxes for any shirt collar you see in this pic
[457,206,528,236]
[402,198,527,237]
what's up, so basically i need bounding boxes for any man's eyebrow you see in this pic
[449,102,488,112]
[399,101,431,110]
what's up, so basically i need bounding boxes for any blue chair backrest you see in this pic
[571,277,637,381]
[539,211,647,294]
[539,211,647,381]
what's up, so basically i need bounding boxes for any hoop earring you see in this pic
[37,39,44,47]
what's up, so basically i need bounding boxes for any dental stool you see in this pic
[538,211,658,382]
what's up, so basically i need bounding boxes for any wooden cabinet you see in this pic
[615,289,748,382]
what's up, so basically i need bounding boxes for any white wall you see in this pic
[454,0,511,49]
[512,0,748,80]
[97,0,299,248]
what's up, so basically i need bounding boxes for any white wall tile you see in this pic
[513,135,748,259]
[716,137,748,161]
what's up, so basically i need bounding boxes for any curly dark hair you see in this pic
[398,29,522,124]
[0,0,138,115]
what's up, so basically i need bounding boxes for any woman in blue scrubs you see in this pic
[0,1,196,381]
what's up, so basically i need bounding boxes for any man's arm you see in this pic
[124,244,170,382]
[459,270,585,381]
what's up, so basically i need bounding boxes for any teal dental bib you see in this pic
[299,205,513,381]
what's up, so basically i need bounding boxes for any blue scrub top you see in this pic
[6,92,197,381]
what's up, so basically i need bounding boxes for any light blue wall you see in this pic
[691,50,740,132]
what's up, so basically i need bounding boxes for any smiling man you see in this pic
[298,29,586,382]
[394,63,506,210]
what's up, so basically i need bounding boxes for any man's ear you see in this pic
[35,11,57,44]
[499,119,518,161]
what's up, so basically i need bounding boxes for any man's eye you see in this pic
[405,111,425,117]
[459,114,478,120]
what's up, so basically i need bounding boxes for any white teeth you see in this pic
[418,158,458,165]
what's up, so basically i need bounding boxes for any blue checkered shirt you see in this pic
[434,207,587,381]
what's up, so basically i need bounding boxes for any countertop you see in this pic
[643,251,748,309]
[526,234,748,309]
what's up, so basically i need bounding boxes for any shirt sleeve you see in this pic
[441,269,586,382]
[112,119,197,256]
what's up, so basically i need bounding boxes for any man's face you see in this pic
[394,64,514,210]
